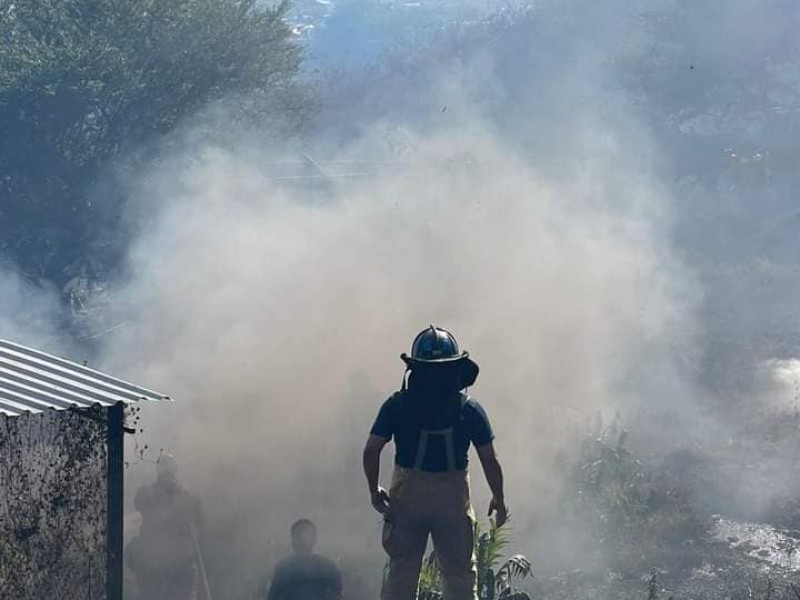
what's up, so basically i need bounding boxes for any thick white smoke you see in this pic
[94,0,800,594]
[98,100,694,596]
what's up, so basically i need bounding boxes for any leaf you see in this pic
[497,555,533,582]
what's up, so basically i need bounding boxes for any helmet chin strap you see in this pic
[401,366,410,391]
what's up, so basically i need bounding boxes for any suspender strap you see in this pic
[413,430,429,471]
[411,393,469,472]
[413,427,457,471]
[444,428,455,472]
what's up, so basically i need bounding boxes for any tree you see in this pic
[0,0,314,286]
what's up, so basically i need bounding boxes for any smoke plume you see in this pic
[91,0,800,596]
[99,93,693,600]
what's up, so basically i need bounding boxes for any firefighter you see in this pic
[267,519,344,600]
[127,454,204,600]
[362,326,508,600]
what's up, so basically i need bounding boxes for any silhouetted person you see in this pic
[267,519,343,600]
[363,326,508,600]
[127,454,204,600]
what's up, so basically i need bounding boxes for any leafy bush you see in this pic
[565,418,708,573]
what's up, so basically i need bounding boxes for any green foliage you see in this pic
[0,0,314,284]
[571,427,648,529]
[648,568,660,600]
[418,552,443,600]
[417,521,532,600]
[566,415,709,573]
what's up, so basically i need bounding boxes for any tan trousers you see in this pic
[381,467,477,600]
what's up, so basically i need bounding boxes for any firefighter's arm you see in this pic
[476,442,508,527]
[362,434,390,514]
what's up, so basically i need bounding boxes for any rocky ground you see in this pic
[533,521,800,600]
[525,425,800,600]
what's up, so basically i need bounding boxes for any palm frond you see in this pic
[476,519,510,575]
[496,555,533,582]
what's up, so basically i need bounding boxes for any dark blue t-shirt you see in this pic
[267,554,342,600]
[370,390,494,472]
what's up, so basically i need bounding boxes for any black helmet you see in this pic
[401,325,479,388]
[403,325,468,364]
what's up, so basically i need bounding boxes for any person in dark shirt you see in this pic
[363,326,509,600]
[127,454,204,600]
[267,519,343,600]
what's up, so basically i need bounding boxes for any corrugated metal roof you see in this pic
[0,339,169,417]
